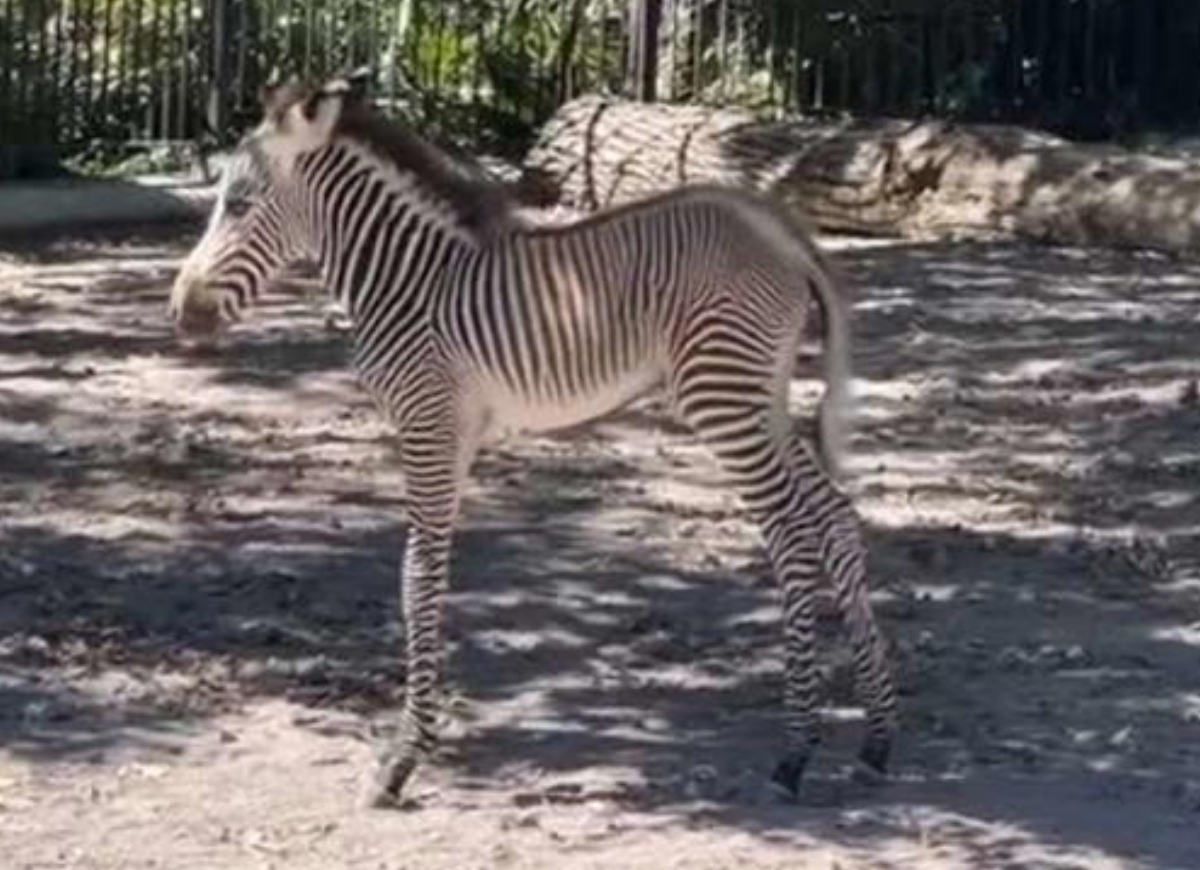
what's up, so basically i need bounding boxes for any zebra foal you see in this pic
[169,78,897,806]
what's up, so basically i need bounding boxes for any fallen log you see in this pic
[522,95,1200,256]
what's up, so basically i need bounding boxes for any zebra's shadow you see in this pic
[2,228,1198,866]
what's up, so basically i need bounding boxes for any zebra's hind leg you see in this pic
[786,432,898,783]
[364,414,472,808]
[670,349,828,797]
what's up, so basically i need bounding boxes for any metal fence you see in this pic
[0,0,630,169]
[4,1,1200,177]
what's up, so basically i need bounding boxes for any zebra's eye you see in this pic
[225,196,253,218]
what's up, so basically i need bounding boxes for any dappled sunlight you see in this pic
[1,228,1198,867]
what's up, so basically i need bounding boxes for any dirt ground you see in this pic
[1,226,1198,870]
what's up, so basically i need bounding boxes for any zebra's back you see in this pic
[438,188,811,438]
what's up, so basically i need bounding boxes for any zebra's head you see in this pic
[169,78,357,336]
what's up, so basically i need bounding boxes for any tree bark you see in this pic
[522,95,1200,256]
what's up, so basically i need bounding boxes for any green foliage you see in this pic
[12,0,1190,173]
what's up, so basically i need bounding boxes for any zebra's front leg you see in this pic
[365,416,472,808]
[365,517,455,807]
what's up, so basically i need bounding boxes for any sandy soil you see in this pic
[0,227,1198,869]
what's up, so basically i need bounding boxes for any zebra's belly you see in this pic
[478,365,663,440]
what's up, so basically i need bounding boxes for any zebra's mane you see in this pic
[334,99,517,238]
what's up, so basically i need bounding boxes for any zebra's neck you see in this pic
[297,142,475,322]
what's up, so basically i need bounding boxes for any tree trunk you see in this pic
[522,95,1200,256]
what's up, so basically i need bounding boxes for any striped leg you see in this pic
[670,326,828,795]
[786,432,897,781]
[365,410,472,807]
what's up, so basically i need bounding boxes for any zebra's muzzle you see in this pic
[170,278,226,338]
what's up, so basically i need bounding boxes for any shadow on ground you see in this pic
[1,230,1198,867]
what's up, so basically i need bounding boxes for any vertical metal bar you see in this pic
[430,0,446,112]
[791,0,804,111]
[33,0,49,139]
[627,0,662,101]
[234,0,248,116]
[1133,0,1154,128]
[283,0,296,77]
[472,0,485,140]
[960,0,975,113]
[82,0,97,132]
[935,0,949,111]
[597,0,609,93]
[208,0,232,141]
[1,1,12,139]
[303,0,314,78]
[148,0,162,140]
[344,0,356,71]
[1083,0,1097,99]
[114,0,128,137]
[669,0,681,101]
[1007,0,1022,114]
[114,0,130,138]
[767,0,779,109]
[324,0,334,77]
[473,0,486,112]
[903,0,920,113]
[1034,0,1049,106]
[410,0,423,118]
[716,0,727,101]
[1057,0,1071,107]
[838,21,850,111]
[13,0,26,136]
[0,0,11,132]
[864,4,878,112]
[31,0,47,144]
[557,0,571,103]
[179,0,191,139]
[814,0,828,110]
[387,0,399,110]
[369,0,381,88]
[130,0,145,139]
[54,0,69,145]
[162,0,175,140]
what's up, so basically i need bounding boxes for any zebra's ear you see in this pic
[343,67,372,104]
[259,74,302,116]
[280,83,347,152]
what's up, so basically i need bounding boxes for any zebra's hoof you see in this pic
[854,737,890,785]
[769,752,809,798]
[360,754,418,810]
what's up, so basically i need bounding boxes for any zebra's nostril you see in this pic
[173,291,225,337]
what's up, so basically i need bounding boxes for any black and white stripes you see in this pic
[169,81,896,806]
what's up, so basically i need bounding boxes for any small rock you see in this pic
[1063,644,1088,665]
[684,764,720,800]
[499,812,541,830]
[1169,780,1200,812]
[1180,381,1198,407]
[890,589,919,620]
[996,645,1030,671]
[1109,726,1136,749]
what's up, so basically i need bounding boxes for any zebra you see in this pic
[169,77,897,807]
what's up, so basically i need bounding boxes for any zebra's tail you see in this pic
[808,259,852,479]
[714,187,853,477]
